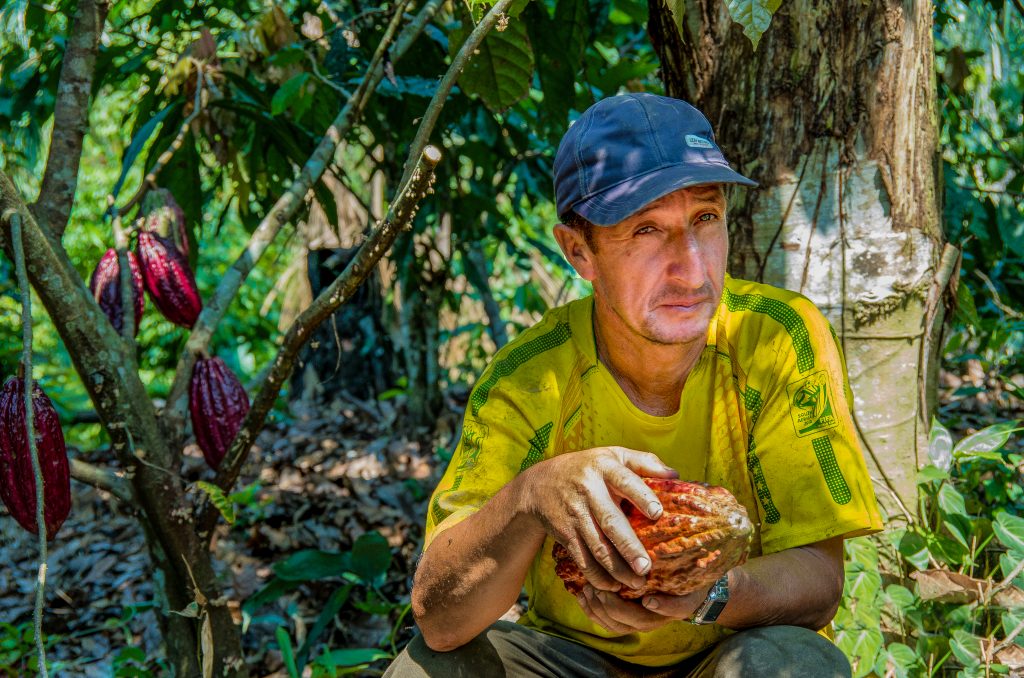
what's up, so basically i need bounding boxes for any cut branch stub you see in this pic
[89,248,145,337]
[137,230,202,328]
[190,357,250,469]
[0,377,71,540]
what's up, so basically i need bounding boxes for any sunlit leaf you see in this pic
[723,0,783,50]
[994,512,1024,555]
[196,481,235,525]
[953,421,1022,460]
[929,417,953,471]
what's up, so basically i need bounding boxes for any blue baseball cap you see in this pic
[553,93,757,226]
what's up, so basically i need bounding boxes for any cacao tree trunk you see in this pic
[0,179,246,677]
[647,0,945,515]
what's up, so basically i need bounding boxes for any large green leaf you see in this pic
[351,531,392,586]
[723,0,783,50]
[451,15,534,114]
[994,512,1024,555]
[525,0,587,130]
[314,648,391,670]
[953,420,1022,461]
[273,549,352,581]
[928,417,953,471]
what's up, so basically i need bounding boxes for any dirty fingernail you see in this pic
[644,597,659,610]
[634,556,651,575]
[648,502,663,519]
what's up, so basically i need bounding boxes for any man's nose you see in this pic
[666,234,707,287]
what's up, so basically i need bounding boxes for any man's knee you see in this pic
[383,627,510,678]
[697,626,851,678]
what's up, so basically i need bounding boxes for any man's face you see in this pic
[565,185,729,347]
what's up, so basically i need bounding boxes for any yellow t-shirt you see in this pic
[425,276,883,666]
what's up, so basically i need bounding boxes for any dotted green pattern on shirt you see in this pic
[812,436,852,505]
[722,287,815,373]
[743,385,781,524]
[520,422,554,472]
[470,321,573,417]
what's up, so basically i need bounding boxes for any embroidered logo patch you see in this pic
[787,370,839,437]
[685,134,714,149]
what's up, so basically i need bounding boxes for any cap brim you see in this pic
[571,163,758,226]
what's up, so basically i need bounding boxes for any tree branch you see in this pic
[160,0,442,444]
[69,458,133,503]
[34,0,110,238]
[197,145,442,535]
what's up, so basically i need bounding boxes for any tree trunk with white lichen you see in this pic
[648,0,949,516]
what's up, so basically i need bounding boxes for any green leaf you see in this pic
[296,584,353,670]
[351,532,392,585]
[276,627,299,678]
[196,481,235,525]
[835,628,883,676]
[241,578,302,633]
[525,0,587,129]
[451,15,534,114]
[994,512,1024,555]
[949,629,982,668]
[953,421,1022,461]
[936,482,967,518]
[898,531,931,570]
[723,0,782,50]
[954,279,981,328]
[111,102,180,200]
[916,464,949,485]
[271,72,312,117]
[929,417,953,471]
[884,584,916,609]
[169,601,202,619]
[273,549,352,582]
[314,648,391,669]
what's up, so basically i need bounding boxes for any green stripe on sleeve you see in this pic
[723,288,815,373]
[812,436,852,505]
[470,321,573,417]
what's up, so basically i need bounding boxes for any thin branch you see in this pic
[117,66,206,216]
[9,211,49,676]
[160,0,442,444]
[975,269,1023,319]
[34,0,110,239]
[69,458,133,503]
[397,0,515,193]
[197,145,442,534]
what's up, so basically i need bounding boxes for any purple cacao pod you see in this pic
[137,230,202,328]
[88,248,145,336]
[0,377,71,540]
[141,188,190,258]
[189,357,250,469]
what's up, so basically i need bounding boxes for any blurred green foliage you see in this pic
[936,0,1024,373]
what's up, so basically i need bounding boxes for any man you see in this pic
[385,93,883,676]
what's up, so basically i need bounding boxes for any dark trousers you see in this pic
[384,621,852,677]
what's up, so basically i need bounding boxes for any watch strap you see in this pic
[690,575,730,625]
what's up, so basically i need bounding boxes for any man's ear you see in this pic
[553,224,596,281]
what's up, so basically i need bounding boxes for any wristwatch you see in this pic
[690,575,730,625]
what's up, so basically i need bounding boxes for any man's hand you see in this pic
[575,584,707,634]
[517,446,678,592]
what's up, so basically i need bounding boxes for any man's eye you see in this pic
[634,225,655,235]
[697,213,718,222]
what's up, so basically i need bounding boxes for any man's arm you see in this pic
[412,447,677,651]
[574,536,845,634]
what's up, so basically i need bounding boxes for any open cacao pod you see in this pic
[189,357,250,469]
[137,230,202,328]
[89,248,145,336]
[0,377,71,540]
[553,478,752,599]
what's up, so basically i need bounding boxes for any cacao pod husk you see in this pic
[0,377,71,540]
[89,248,145,336]
[137,230,202,328]
[189,357,250,469]
[141,188,190,258]
[553,478,752,599]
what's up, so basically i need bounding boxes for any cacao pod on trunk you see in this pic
[0,377,71,540]
[553,478,752,599]
[137,230,202,328]
[141,188,190,258]
[88,248,145,336]
[189,357,250,469]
